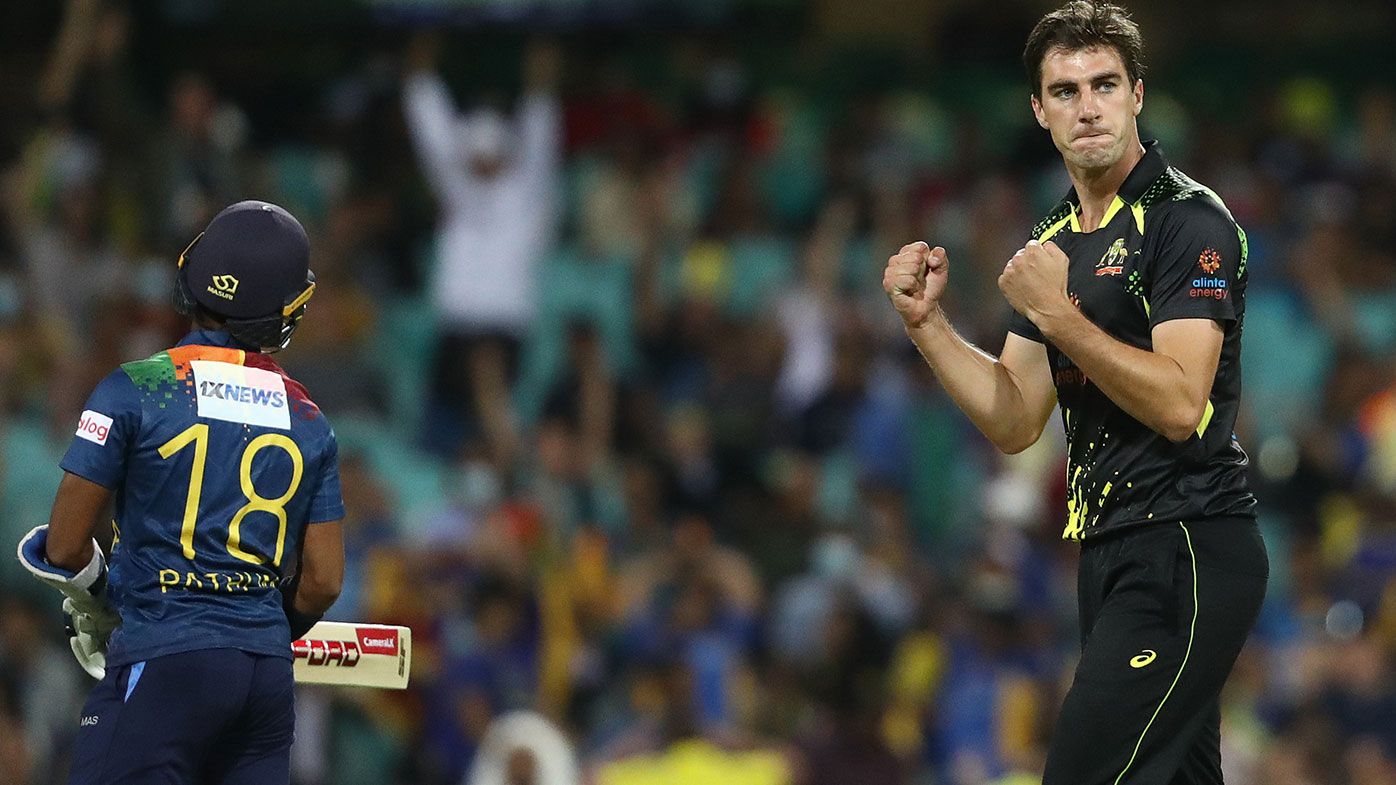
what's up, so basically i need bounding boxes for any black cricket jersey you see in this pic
[1009,141,1256,540]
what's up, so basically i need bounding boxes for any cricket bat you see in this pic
[292,621,411,689]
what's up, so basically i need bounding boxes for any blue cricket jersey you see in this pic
[60,329,345,667]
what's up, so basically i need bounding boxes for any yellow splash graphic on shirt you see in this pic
[1061,432,1117,540]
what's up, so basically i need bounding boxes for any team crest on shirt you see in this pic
[1096,238,1127,276]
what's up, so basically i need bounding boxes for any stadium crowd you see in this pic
[2,2,1396,784]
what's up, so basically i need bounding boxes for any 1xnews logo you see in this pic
[292,627,399,667]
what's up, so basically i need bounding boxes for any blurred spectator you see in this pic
[0,598,85,785]
[403,35,563,466]
[276,199,386,415]
[6,125,129,356]
[422,573,541,784]
[0,681,34,785]
[465,711,579,785]
[792,674,905,785]
[154,72,247,246]
[327,452,401,622]
[589,660,790,785]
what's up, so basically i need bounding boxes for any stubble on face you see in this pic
[1062,127,1127,172]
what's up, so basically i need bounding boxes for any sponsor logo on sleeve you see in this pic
[76,410,114,445]
[1190,276,1229,299]
[357,628,400,656]
[190,361,291,429]
[1191,248,1228,298]
[1198,248,1222,274]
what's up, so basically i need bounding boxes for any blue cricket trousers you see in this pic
[69,648,295,784]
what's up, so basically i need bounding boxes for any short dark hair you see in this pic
[1023,1,1145,96]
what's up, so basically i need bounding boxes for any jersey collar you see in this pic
[1054,140,1168,234]
[1116,139,1167,205]
[177,329,255,351]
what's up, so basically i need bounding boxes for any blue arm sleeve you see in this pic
[59,370,141,490]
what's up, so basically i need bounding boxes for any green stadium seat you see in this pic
[1241,290,1333,440]
[724,236,797,318]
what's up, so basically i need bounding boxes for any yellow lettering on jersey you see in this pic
[157,423,210,560]
[158,426,304,568]
[227,434,304,567]
[154,568,274,595]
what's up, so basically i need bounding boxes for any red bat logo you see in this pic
[356,628,399,656]
[292,639,362,667]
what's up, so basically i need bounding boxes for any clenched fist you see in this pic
[998,240,1071,325]
[884,242,948,329]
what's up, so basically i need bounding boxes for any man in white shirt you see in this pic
[403,36,563,463]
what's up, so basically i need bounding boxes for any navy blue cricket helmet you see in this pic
[173,200,316,352]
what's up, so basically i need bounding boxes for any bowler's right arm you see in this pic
[884,242,1057,454]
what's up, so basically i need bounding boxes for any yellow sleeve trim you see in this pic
[1038,209,1076,242]
[1195,399,1215,438]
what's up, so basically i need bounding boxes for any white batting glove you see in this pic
[18,525,122,680]
[64,598,117,680]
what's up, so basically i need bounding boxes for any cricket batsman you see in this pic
[883,2,1267,782]
[18,200,345,784]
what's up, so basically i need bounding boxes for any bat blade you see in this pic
[292,622,411,689]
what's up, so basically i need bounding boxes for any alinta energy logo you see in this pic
[208,274,239,301]
[1198,248,1222,274]
[1190,274,1228,300]
[1191,248,1228,299]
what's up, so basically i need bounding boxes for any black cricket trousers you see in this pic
[1043,518,1268,785]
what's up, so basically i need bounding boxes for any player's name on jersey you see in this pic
[157,568,279,593]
